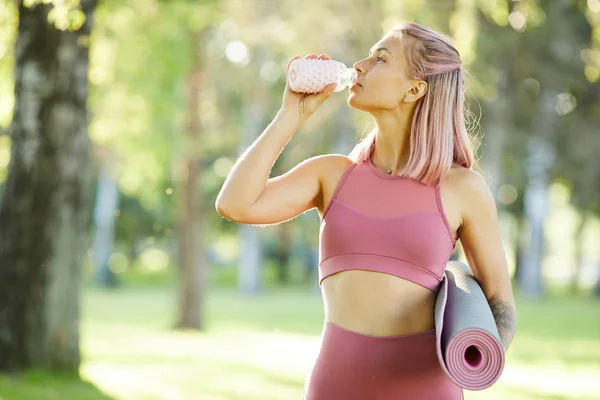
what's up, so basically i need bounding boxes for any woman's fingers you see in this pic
[287,55,300,69]
[285,56,300,81]
[302,53,331,60]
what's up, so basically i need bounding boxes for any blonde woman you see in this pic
[216,21,517,400]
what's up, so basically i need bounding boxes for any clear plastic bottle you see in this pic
[288,59,357,94]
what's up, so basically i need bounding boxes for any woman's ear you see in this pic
[404,80,427,103]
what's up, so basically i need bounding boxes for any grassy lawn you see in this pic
[0,370,112,400]
[1,285,600,399]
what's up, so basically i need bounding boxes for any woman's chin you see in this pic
[347,95,367,111]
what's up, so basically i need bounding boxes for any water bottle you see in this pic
[288,59,358,94]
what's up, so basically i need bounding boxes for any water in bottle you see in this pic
[288,59,357,94]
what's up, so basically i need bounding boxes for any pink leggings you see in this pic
[304,319,464,400]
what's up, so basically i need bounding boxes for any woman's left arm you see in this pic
[457,170,518,354]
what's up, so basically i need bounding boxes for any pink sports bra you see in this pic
[318,154,457,294]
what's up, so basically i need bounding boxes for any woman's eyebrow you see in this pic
[369,47,393,57]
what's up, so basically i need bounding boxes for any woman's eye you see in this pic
[376,56,384,62]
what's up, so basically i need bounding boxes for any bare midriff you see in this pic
[321,269,437,337]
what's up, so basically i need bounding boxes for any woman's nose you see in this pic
[353,60,364,74]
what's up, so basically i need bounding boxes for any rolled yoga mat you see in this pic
[434,261,505,390]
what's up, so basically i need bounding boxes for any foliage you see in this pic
[0,0,599,287]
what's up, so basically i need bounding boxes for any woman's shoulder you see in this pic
[298,154,355,188]
[440,164,475,191]
[315,154,356,186]
[317,153,356,171]
[446,165,490,194]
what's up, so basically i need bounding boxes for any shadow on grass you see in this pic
[507,294,600,369]
[0,370,114,400]
[501,384,599,400]
[514,294,600,341]
[510,335,600,368]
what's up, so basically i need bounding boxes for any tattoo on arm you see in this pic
[489,298,517,353]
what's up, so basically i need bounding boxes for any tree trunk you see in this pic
[516,91,556,298]
[512,212,526,286]
[176,29,206,330]
[594,260,600,297]
[237,102,263,296]
[236,46,269,296]
[275,224,291,284]
[482,72,509,201]
[569,212,586,294]
[92,149,119,287]
[0,0,97,372]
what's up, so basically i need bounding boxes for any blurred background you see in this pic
[0,0,599,399]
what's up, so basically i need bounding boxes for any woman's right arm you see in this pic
[215,54,338,225]
[215,110,324,224]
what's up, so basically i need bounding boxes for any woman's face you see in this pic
[348,36,425,112]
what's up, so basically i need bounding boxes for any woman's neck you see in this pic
[371,111,412,174]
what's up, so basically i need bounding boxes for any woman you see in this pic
[216,21,517,400]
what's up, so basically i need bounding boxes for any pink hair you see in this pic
[348,21,478,186]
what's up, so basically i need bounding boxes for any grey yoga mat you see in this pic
[434,261,505,390]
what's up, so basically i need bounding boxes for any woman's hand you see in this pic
[280,53,337,124]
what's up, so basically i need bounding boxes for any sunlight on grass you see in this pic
[80,287,325,400]
[82,327,320,400]
[74,286,600,400]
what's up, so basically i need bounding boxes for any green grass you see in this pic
[0,370,112,400]
[1,285,600,399]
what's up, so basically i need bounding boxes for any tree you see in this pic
[171,0,222,328]
[0,0,98,371]
[91,147,119,287]
[176,28,206,329]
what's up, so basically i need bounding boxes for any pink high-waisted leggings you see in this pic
[304,319,464,400]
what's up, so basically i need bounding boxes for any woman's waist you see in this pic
[321,270,437,337]
[324,305,436,337]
